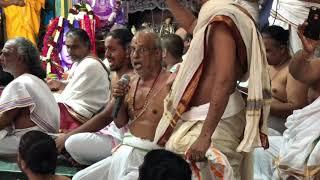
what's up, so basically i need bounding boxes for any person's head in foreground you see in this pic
[139,149,192,180]
[18,130,69,180]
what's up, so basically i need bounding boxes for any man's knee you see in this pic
[65,133,84,153]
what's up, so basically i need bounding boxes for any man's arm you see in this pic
[0,108,21,129]
[289,50,320,85]
[187,23,238,161]
[47,79,68,92]
[166,0,197,34]
[0,0,25,7]
[270,73,308,118]
[289,24,320,85]
[56,100,115,152]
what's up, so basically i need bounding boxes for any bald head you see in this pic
[133,31,161,51]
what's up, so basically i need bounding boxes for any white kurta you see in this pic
[58,56,110,120]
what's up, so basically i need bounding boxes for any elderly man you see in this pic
[71,31,173,180]
[0,37,60,157]
[47,29,110,132]
[153,0,271,179]
[55,28,134,165]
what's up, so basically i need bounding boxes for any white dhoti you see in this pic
[253,136,283,180]
[72,133,161,180]
[274,97,320,179]
[65,122,126,165]
[0,126,42,157]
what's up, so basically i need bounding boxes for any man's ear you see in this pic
[17,154,27,171]
[162,49,167,58]
[16,54,24,64]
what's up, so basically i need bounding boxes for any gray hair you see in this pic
[7,37,46,79]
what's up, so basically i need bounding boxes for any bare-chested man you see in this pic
[153,0,271,179]
[262,25,308,135]
[54,28,134,165]
[72,31,173,180]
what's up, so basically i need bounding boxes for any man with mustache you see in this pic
[72,31,173,180]
[55,28,134,165]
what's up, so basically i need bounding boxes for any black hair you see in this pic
[12,37,46,80]
[161,34,184,59]
[0,67,13,86]
[106,28,133,49]
[19,130,57,175]
[261,25,289,46]
[139,149,192,180]
[66,28,91,49]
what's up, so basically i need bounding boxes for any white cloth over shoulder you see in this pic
[58,56,110,119]
[269,0,320,53]
[0,74,60,133]
[274,97,320,179]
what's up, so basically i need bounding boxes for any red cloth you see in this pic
[58,103,82,132]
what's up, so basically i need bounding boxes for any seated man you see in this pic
[55,28,134,165]
[72,31,173,180]
[0,37,60,158]
[47,29,110,131]
[262,25,308,135]
[18,130,70,180]
[161,34,183,72]
[254,24,320,180]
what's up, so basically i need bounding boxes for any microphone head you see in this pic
[120,74,130,85]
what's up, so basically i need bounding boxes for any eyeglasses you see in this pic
[129,46,155,55]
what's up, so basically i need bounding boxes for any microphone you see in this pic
[112,74,130,119]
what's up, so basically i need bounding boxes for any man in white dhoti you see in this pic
[0,37,60,158]
[72,31,173,180]
[47,29,110,132]
[268,0,320,54]
[155,0,271,179]
[55,28,134,165]
[254,24,320,180]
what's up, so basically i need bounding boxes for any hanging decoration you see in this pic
[73,0,126,28]
[126,0,193,13]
